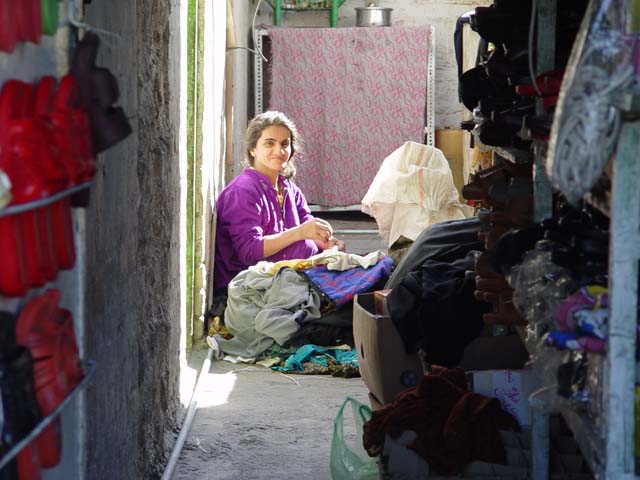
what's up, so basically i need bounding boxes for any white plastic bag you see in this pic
[361,141,472,247]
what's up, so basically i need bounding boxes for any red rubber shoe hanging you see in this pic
[36,76,77,270]
[11,83,63,283]
[0,81,49,288]
[16,0,43,44]
[17,441,43,480]
[0,0,47,52]
[0,213,28,297]
[16,290,84,469]
[0,0,18,52]
[54,75,97,182]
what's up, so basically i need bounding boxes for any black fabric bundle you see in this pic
[388,251,489,367]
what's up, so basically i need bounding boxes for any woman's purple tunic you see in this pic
[214,168,319,292]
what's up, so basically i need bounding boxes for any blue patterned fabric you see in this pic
[302,256,394,307]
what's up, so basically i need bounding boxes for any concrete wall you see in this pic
[83,1,182,478]
[253,0,490,129]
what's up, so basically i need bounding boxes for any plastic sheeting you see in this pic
[546,0,639,205]
[361,141,473,247]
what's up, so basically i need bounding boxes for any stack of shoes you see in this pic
[463,161,534,326]
[489,198,610,287]
[475,196,609,327]
[459,0,590,327]
[461,0,588,148]
[516,69,565,140]
[463,64,566,150]
[15,289,85,470]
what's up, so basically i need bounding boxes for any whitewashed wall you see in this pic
[253,0,490,128]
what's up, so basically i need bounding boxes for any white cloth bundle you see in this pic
[362,141,473,246]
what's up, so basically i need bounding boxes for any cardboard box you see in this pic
[368,392,384,411]
[353,293,424,407]
[436,128,465,200]
[373,288,391,316]
[460,461,529,479]
[382,432,430,478]
[382,423,590,478]
[499,428,532,450]
[467,369,535,427]
[355,293,529,410]
[382,430,530,479]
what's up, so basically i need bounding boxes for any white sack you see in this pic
[361,141,473,246]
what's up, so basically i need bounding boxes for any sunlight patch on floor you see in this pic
[196,372,237,408]
[179,358,198,407]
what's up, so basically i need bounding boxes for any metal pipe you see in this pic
[161,348,213,480]
[274,0,281,25]
[333,229,379,235]
[330,0,337,27]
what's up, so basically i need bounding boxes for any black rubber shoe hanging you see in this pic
[69,31,132,153]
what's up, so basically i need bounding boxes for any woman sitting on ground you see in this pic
[213,110,344,295]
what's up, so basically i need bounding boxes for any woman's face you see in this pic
[250,125,292,181]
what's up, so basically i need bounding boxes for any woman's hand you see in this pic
[263,217,336,258]
[299,218,333,243]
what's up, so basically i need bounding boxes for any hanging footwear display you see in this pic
[68,32,132,153]
[15,290,84,469]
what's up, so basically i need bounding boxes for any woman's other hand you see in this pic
[315,235,346,252]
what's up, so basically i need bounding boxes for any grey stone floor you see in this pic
[173,357,370,480]
[173,212,384,480]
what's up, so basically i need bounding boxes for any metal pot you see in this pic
[355,6,392,27]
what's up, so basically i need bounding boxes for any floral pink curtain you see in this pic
[267,26,433,207]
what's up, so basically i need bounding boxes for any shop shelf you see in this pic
[560,407,605,479]
[0,359,96,471]
[263,0,346,27]
[514,324,540,357]
[264,0,346,11]
[0,181,94,218]
[493,146,533,165]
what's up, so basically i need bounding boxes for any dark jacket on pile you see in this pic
[386,217,490,367]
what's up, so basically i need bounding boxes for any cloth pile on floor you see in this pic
[213,249,393,361]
